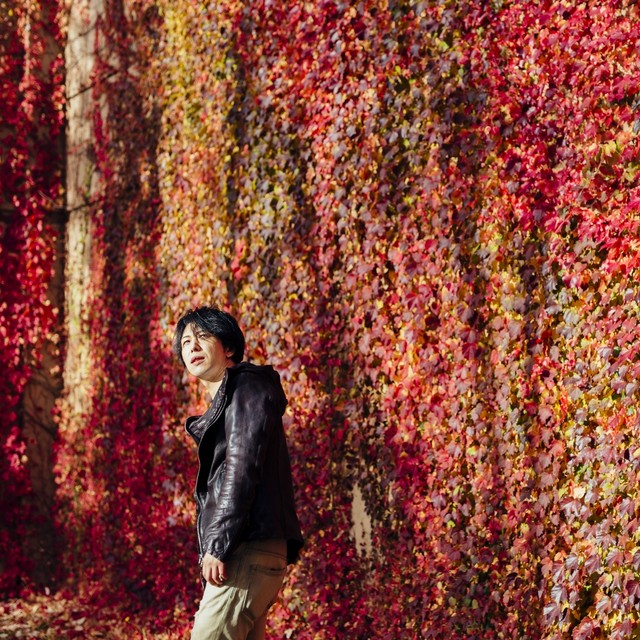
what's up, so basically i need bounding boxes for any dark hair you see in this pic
[173,306,245,365]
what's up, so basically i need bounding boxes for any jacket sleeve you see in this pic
[202,375,277,560]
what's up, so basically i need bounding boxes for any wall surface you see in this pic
[4,1,640,639]
[62,0,103,447]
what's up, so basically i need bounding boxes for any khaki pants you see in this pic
[191,540,287,640]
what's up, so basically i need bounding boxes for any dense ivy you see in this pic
[4,0,640,638]
[0,0,64,596]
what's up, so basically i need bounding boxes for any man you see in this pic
[173,306,303,640]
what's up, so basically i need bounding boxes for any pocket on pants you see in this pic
[241,563,286,623]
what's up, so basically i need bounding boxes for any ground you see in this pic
[0,593,187,640]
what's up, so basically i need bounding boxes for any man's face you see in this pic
[180,323,233,383]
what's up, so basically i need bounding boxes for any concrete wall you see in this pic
[62,0,103,437]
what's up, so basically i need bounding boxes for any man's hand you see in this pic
[202,553,228,586]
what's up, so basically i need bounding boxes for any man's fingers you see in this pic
[201,554,227,585]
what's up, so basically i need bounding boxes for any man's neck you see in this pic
[204,377,224,399]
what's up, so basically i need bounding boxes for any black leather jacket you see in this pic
[185,362,303,564]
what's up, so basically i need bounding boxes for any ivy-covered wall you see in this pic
[0,0,64,594]
[4,0,640,638]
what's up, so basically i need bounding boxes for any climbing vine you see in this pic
[0,0,64,596]
[4,0,640,639]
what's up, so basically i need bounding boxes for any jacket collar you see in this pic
[185,369,229,441]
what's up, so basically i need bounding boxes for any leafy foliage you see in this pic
[0,0,64,596]
[5,0,640,638]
